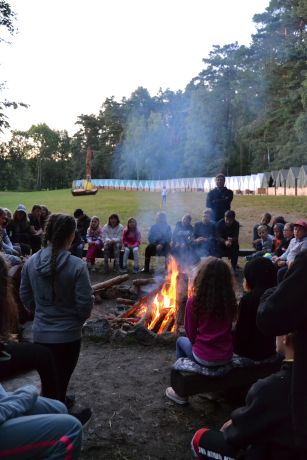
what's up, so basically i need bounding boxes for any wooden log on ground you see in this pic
[115,298,135,305]
[132,278,156,286]
[92,274,129,292]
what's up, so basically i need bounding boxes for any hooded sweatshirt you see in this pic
[20,246,94,343]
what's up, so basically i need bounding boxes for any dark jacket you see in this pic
[172,222,194,247]
[216,219,240,245]
[224,362,295,460]
[148,223,172,245]
[233,288,276,361]
[77,214,91,240]
[257,250,307,455]
[206,187,233,222]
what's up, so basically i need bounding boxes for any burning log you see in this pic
[92,274,129,292]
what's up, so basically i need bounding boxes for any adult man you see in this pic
[142,212,172,273]
[216,210,239,272]
[272,220,307,282]
[193,209,216,257]
[191,333,296,460]
[206,173,233,223]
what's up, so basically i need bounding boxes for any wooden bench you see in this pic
[238,248,256,257]
[170,357,281,399]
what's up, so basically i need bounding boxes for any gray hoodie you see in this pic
[20,246,94,343]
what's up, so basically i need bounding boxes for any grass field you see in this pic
[0,189,306,247]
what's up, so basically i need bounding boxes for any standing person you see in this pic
[122,218,141,274]
[102,214,124,273]
[161,185,167,206]
[193,209,216,258]
[257,249,307,458]
[206,174,233,223]
[142,212,172,273]
[20,214,94,407]
[216,210,240,272]
[165,257,237,405]
[28,205,43,254]
[86,216,103,271]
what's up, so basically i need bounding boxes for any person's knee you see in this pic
[30,396,67,415]
[191,428,211,459]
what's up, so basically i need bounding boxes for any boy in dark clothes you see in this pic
[233,257,277,360]
[193,209,216,257]
[192,333,296,460]
[216,210,240,272]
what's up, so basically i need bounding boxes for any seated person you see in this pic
[143,212,172,273]
[28,205,43,254]
[216,210,240,272]
[70,208,91,258]
[102,214,124,272]
[166,257,237,405]
[272,220,307,283]
[192,333,296,460]
[86,216,103,271]
[171,214,196,267]
[252,213,271,250]
[279,222,294,255]
[272,223,284,256]
[193,209,216,257]
[122,217,141,274]
[246,224,273,260]
[233,257,277,360]
[40,205,50,230]
[10,204,31,256]
[270,215,286,235]
[0,384,83,459]
[0,209,21,266]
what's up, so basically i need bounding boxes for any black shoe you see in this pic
[141,267,149,273]
[70,408,92,428]
[65,394,75,410]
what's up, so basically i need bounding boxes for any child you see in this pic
[233,257,277,360]
[252,213,271,249]
[86,216,103,271]
[165,257,237,404]
[272,222,284,256]
[102,214,124,273]
[247,224,273,260]
[122,218,141,273]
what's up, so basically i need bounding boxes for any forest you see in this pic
[1,0,307,190]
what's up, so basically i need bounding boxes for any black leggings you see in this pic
[192,428,238,459]
[35,339,81,403]
[0,341,58,399]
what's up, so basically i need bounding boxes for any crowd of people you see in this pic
[0,176,307,458]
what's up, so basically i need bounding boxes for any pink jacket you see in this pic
[184,297,233,363]
[122,228,141,248]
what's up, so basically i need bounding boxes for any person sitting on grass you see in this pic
[191,332,297,460]
[246,224,273,261]
[252,213,272,250]
[233,257,277,361]
[86,216,103,272]
[102,214,124,273]
[142,212,172,273]
[165,257,237,405]
[122,217,141,274]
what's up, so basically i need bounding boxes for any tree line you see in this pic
[1,0,307,190]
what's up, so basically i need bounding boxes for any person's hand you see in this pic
[277,259,286,267]
[196,237,206,243]
[220,419,232,432]
[225,240,231,247]
[271,255,278,262]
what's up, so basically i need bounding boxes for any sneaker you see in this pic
[141,267,149,273]
[70,407,92,428]
[92,266,97,272]
[165,387,188,405]
[133,267,139,274]
[120,267,127,274]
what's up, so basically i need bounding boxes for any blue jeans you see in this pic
[0,396,82,459]
[176,336,195,361]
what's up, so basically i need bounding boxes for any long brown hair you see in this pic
[192,257,237,320]
[0,254,18,339]
[43,214,76,293]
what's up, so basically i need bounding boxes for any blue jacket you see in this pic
[20,246,94,343]
[148,223,172,245]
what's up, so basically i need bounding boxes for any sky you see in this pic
[1,0,270,139]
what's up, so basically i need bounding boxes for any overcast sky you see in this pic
[1,0,270,138]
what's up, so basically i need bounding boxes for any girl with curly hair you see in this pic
[166,257,237,404]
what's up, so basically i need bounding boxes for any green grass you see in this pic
[0,189,306,247]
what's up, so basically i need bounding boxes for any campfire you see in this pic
[118,257,187,334]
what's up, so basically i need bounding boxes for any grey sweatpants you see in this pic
[0,397,82,459]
